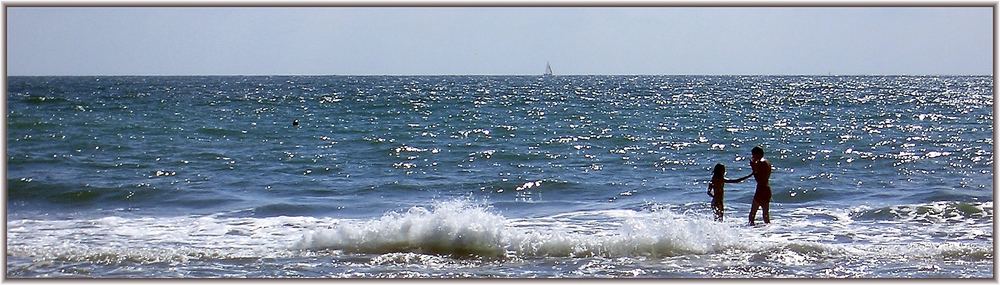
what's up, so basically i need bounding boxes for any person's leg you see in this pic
[762,189,772,224]
[748,200,759,225]
[719,204,724,222]
[712,202,723,222]
[762,202,770,224]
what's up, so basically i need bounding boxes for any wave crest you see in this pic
[851,201,993,223]
[295,201,507,257]
[296,200,740,258]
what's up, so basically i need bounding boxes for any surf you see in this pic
[295,199,746,258]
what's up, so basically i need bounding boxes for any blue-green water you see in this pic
[6,75,994,278]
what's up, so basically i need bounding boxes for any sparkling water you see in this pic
[6,75,993,278]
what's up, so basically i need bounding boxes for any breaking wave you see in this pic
[296,200,745,258]
[7,200,992,271]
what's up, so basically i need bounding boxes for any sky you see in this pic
[6,7,994,76]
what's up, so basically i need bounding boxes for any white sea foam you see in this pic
[294,200,507,257]
[295,200,746,258]
[295,200,993,262]
[7,214,329,264]
[507,209,741,258]
[7,200,993,267]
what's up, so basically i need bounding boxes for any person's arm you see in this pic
[725,173,753,183]
[707,183,715,197]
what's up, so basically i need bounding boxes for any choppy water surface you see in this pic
[6,75,994,278]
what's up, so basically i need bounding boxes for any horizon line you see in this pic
[6,73,994,77]
[3,1,997,7]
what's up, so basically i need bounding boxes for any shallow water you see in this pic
[6,75,994,278]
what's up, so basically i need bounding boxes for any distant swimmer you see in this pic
[747,146,773,226]
[707,163,752,222]
[293,119,299,127]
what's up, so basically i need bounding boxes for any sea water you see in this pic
[6,75,993,278]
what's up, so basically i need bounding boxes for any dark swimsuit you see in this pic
[753,185,771,204]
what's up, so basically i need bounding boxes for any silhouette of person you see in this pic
[293,119,299,127]
[707,163,752,222]
[748,146,773,226]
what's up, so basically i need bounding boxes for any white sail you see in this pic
[544,62,553,76]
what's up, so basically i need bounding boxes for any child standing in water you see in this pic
[707,163,752,222]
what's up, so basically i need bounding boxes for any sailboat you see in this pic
[544,62,553,76]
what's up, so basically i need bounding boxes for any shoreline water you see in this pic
[6,75,993,278]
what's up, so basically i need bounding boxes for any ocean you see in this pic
[5,75,994,278]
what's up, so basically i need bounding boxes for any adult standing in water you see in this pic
[748,146,773,226]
